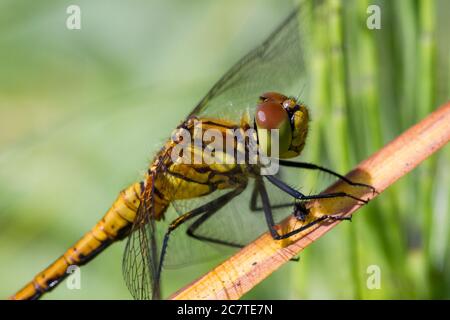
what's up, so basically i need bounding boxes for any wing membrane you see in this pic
[122,197,160,300]
[189,7,310,122]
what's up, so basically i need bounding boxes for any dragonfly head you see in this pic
[255,92,309,159]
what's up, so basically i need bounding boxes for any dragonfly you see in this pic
[11,7,373,300]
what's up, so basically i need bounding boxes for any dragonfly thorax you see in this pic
[255,92,309,159]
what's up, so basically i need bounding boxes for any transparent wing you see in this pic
[162,170,299,269]
[178,174,295,251]
[121,155,240,298]
[122,154,171,300]
[189,7,310,123]
[122,194,160,300]
[162,190,239,269]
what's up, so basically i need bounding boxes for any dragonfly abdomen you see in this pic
[10,182,143,300]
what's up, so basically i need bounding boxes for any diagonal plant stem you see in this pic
[170,102,450,300]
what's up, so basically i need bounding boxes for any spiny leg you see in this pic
[250,179,294,212]
[187,212,244,249]
[265,174,369,204]
[252,161,373,213]
[157,187,244,282]
[258,177,350,241]
[279,160,377,194]
[187,183,299,262]
[188,219,306,262]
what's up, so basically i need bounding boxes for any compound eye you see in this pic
[255,101,292,157]
[259,92,288,104]
[255,101,289,130]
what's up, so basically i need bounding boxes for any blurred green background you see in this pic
[0,0,449,299]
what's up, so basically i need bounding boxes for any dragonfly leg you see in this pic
[187,186,301,262]
[186,188,247,249]
[258,177,351,241]
[279,160,377,194]
[250,180,294,211]
[10,182,143,300]
[157,186,245,283]
[252,160,374,212]
[187,219,244,249]
[265,174,369,204]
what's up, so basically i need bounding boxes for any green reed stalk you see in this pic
[328,0,364,299]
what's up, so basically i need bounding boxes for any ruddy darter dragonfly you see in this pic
[11,8,372,300]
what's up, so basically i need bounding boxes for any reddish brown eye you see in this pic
[255,101,289,129]
[259,92,288,104]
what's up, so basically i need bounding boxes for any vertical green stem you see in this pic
[328,0,364,299]
[417,0,438,298]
